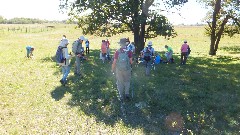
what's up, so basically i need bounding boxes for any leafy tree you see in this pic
[200,0,240,55]
[0,16,6,24]
[60,0,188,53]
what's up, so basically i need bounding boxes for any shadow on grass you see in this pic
[220,46,240,54]
[49,49,240,134]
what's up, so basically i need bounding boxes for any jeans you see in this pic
[61,66,70,82]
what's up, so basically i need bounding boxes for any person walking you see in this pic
[180,40,190,65]
[58,38,72,85]
[72,36,86,76]
[112,38,133,101]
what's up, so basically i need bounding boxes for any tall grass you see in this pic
[0,24,239,134]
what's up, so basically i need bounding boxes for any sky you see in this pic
[0,0,208,25]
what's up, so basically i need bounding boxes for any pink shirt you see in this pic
[101,42,107,53]
[114,48,132,59]
[181,43,189,53]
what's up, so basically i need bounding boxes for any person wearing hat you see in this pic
[26,45,34,58]
[164,45,173,63]
[112,38,133,101]
[58,38,72,85]
[72,36,86,76]
[141,41,155,61]
[180,40,190,65]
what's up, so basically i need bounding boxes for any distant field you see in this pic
[0,24,239,134]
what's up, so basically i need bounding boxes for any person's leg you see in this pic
[75,56,81,75]
[26,49,30,58]
[123,70,131,97]
[102,53,106,63]
[181,52,184,64]
[62,66,70,82]
[62,66,66,79]
[183,52,187,64]
[169,52,173,63]
[116,70,124,100]
[86,47,89,54]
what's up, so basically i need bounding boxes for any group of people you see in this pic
[25,36,190,101]
[56,35,90,85]
[111,39,190,101]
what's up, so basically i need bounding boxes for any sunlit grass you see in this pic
[0,24,239,134]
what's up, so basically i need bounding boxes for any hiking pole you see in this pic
[131,66,134,99]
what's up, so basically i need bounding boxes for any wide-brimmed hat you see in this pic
[147,41,153,46]
[79,36,86,41]
[118,38,127,46]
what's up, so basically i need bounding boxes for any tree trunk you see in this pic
[133,26,140,54]
[209,0,221,55]
[214,16,229,53]
[139,19,146,52]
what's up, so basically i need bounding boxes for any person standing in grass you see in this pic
[85,39,90,55]
[26,45,34,58]
[180,40,190,65]
[59,38,72,85]
[72,36,86,76]
[164,45,173,63]
[112,38,133,101]
[101,40,107,63]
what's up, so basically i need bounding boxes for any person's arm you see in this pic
[64,48,71,59]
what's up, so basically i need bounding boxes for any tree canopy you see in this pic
[200,0,240,55]
[60,0,188,52]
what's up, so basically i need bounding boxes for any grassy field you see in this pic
[0,24,239,134]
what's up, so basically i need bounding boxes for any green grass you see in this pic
[0,24,239,134]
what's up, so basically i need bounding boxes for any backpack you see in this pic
[144,47,152,61]
[128,44,133,51]
[116,49,131,71]
[55,46,66,63]
[188,46,191,55]
[72,41,82,55]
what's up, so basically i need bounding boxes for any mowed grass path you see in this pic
[0,24,239,134]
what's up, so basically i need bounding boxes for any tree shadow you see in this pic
[50,49,240,134]
[220,46,240,54]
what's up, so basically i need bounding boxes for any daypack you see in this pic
[72,41,82,55]
[55,46,66,63]
[188,46,191,55]
[144,47,152,61]
[116,49,130,71]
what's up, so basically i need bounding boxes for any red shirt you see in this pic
[114,48,132,59]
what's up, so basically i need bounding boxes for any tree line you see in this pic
[0,16,67,24]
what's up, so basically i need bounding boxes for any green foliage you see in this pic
[62,0,187,38]
[203,0,240,37]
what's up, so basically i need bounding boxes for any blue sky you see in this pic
[0,0,207,25]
